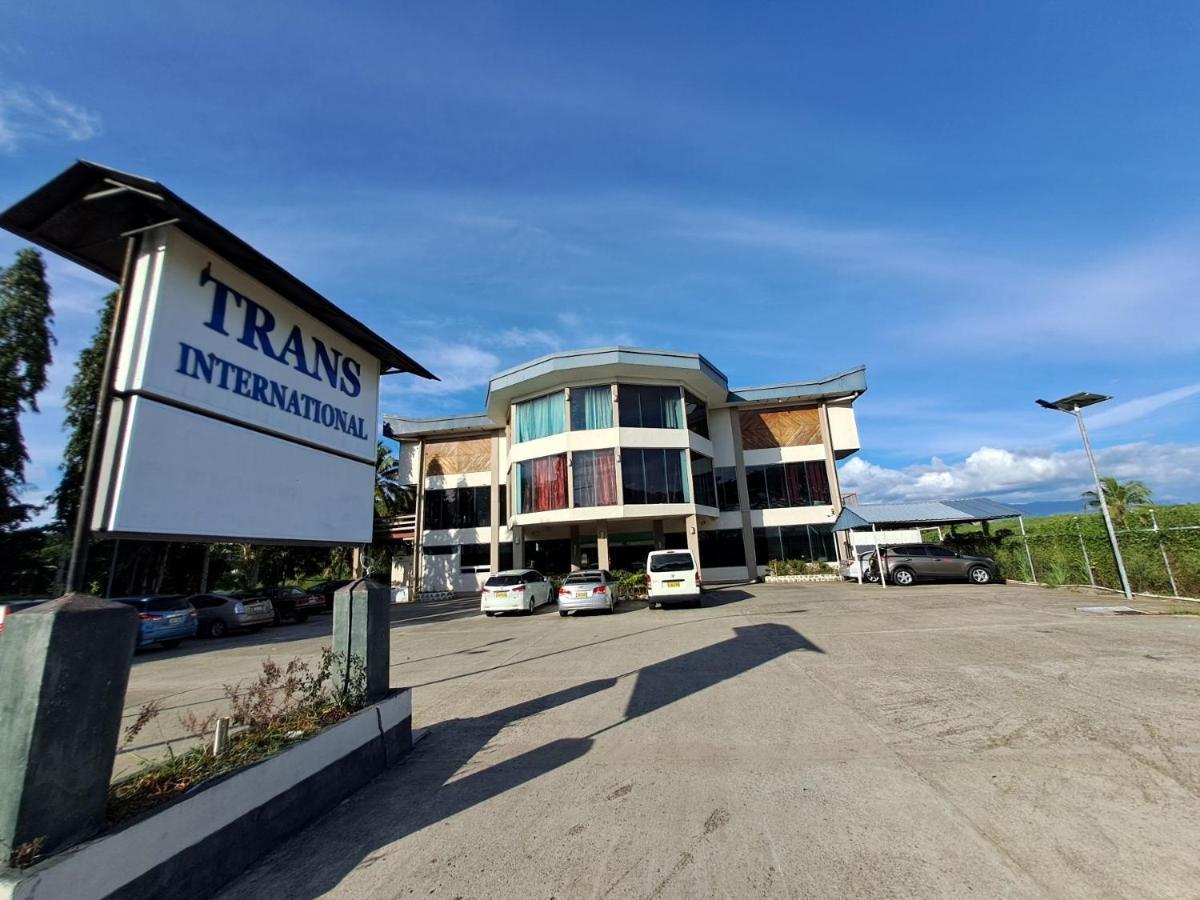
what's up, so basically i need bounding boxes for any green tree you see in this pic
[375,440,405,518]
[1082,477,1152,526]
[0,248,56,530]
[50,290,116,530]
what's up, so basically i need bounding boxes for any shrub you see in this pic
[109,648,367,824]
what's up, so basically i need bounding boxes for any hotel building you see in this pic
[384,348,866,595]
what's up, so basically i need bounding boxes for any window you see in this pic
[572,449,618,508]
[424,487,490,530]
[649,551,695,572]
[753,525,837,563]
[499,542,514,570]
[621,448,689,504]
[514,454,568,513]
[691,453,717,508]
[714,467,740,511]
[570,385,613,431]
[698,529,746,568]
[618,385,683,429]
[746,462,833,510]
[422,544,455,556]
[459,543,491,572]
[684,391,709,438]
[514,391,565,443]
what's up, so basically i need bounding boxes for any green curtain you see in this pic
[515,391,565,442]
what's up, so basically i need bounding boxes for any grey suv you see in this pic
[874,544,999,586]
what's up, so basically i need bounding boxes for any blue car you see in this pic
[113,595,198,649]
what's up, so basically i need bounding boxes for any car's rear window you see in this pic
[485,575,524,587]
[564,572,602,584]
[649,552,695,573]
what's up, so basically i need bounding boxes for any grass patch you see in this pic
[108,648,366,825]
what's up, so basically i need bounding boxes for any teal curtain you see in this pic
[515,391,565,442]
[679,450,691,503]
[662,392,682,429]
[572,385,612,430]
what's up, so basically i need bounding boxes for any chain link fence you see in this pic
[928,513,1200,600]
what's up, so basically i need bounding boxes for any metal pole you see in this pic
[872,522,885,589]
[1075,518,1095,587]
[855,530,863,584]
[1149,509,1179,597]
[65,234,141,593]
[199,544,211,593]
[1018,516,1037,583]
[104,539,120,599]
[1074,404,1132,600]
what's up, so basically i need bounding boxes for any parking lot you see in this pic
[125,581,1200,898]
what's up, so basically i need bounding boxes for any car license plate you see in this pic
[575,592,588,599]
[495,591,508,599]
[667,582,680,589]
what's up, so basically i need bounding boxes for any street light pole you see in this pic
[1036,392,1133,601]
[1071,403,1133,600]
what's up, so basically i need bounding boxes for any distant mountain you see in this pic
[1011,500,1088,518]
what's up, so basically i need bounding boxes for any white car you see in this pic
[840,551,880,582]
[645,549,702,609]
[481,569,553,616]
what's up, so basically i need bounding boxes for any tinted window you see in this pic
[146,596,188,612]
[188,595,225,609]
[564,572,602,584]
[619,385,683,429]
[425,486,491,530]
[684,391,709,438]
[691,454,717,508]
[485,574,523,587]
[714,467,740,511]
[699,529,746,568]
[622,448,689,505]
[927,546,955,557]
[649,552,695,573]
[460,543,490,571]
[894,546,927,556]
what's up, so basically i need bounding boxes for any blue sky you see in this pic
[2,1,1198,518]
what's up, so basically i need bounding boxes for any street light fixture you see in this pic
[1035,392,1133,599]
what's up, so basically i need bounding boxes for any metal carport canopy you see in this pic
[831,497,1024,531]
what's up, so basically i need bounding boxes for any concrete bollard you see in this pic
[0,593,137,861]
[331,579,391,704]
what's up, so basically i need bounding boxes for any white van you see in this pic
[644,549,701,609]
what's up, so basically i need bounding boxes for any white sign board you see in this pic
[92,226,381,543]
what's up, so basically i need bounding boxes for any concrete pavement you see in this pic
[134,582,1200,897]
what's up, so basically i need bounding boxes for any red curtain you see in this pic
[806,461,831,504]
[534,454,568,511]
[595,450,617,506]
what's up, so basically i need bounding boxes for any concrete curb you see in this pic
[763,574,841,584]
[0,689,412,900]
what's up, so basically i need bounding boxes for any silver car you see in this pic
[184,592,275,637]
[557,570,616,616]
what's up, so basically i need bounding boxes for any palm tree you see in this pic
[375,441,403,518]
[1081,477,1152,526]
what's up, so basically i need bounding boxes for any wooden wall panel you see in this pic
[740,407,822,450]
[425,437,492,476]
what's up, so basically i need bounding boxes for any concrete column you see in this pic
[332,578,391,703]
[653,519,666,551]
[489,435,500,575]
[0,595,138,859]
[512,525,525,568]
[411,439,426,597]
[597,522,610,570]
[685,514,701,569]
[569,524,581,571]
[731,408,758,581]
[818,402,846,563]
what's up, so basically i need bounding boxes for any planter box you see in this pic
[1,689,412,900]
[764,574,841,584]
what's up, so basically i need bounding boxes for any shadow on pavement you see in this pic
[223,623,823,899]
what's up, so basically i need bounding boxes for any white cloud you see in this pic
[840,442,1200,504]
[0,83,101,151]
[381,340,501,399]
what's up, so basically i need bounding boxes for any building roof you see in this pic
[728,365,867,405]
[831,497,1024,531]
[0,160,436,379]
[384,413,499,439]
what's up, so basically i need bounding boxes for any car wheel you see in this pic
[208,619,227,639]
[161,639,182,649]
[969,565,992,585]
[559,610,568,617]
[891,567,915,586]
[485,611,495,617]
[527,598,534,615]
[271,608,281,626]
